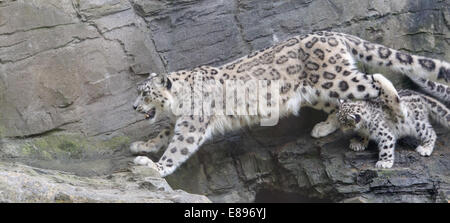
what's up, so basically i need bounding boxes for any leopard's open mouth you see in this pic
[145,108,156,120]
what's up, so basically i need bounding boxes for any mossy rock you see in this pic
[17,134,131,161]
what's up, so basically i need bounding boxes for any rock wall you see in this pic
[0,0,449,202]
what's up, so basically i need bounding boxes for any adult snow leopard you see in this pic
[131,31,450,177]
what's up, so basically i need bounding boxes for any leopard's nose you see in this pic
[133,105,137,110]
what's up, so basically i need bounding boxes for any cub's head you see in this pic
[133,73,172,122]
[336,99,364,132]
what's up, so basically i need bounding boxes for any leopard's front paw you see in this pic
[133,156,161,173]
[130,140,162,154]
[349,138,367,151]
[311,121,338,138]
[416,145,433,157]
[130,141,145,154]
[133,155,152,165]
[375,160,393,169]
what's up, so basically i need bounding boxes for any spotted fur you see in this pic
[407,75,450,105]
[337,90,450,168]
[131,31,449,177]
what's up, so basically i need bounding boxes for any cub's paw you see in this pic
[130,141,145,154]
[416,146,433,157]
[311,121,338,138]
[133,156,160,172]
[375,160,393,169]
[130,140,162,154]
[349,138,367,152]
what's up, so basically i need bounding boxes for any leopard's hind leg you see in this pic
[415,122,436,157]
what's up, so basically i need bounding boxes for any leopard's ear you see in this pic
[337,99,346,106]
[149,72,158,79]
[165,76,172,90]
[153,73,165,86]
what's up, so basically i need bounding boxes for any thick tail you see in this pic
[421,94,450,129]
[372,73,407,119]
[408,76,450,105]
[342,33,450,85]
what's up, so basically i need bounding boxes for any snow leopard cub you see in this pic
[337,89,450,168]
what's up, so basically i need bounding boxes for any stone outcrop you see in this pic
[0,161,210,203]
[0,0,448,202]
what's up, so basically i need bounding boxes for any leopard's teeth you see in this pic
[145,114,150,118]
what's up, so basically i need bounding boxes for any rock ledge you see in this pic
[0,161,210,203]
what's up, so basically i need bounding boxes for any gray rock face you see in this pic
[0,0,448,202]
[0,161,210,203]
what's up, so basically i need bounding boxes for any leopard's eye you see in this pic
[142,91,150,96]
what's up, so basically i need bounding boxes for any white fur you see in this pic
[416,145,433,157]
[375,160,393,168]
[286,92,303,116]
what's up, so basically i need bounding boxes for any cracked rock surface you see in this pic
[0,161,210,203]
[0,0,449,202]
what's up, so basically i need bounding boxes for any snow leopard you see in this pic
[337,88,449,168]
[131,31,450,177]
[407,75,450,106]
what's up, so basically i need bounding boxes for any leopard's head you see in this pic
[133,73,172,122]
[336,99,363,132]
